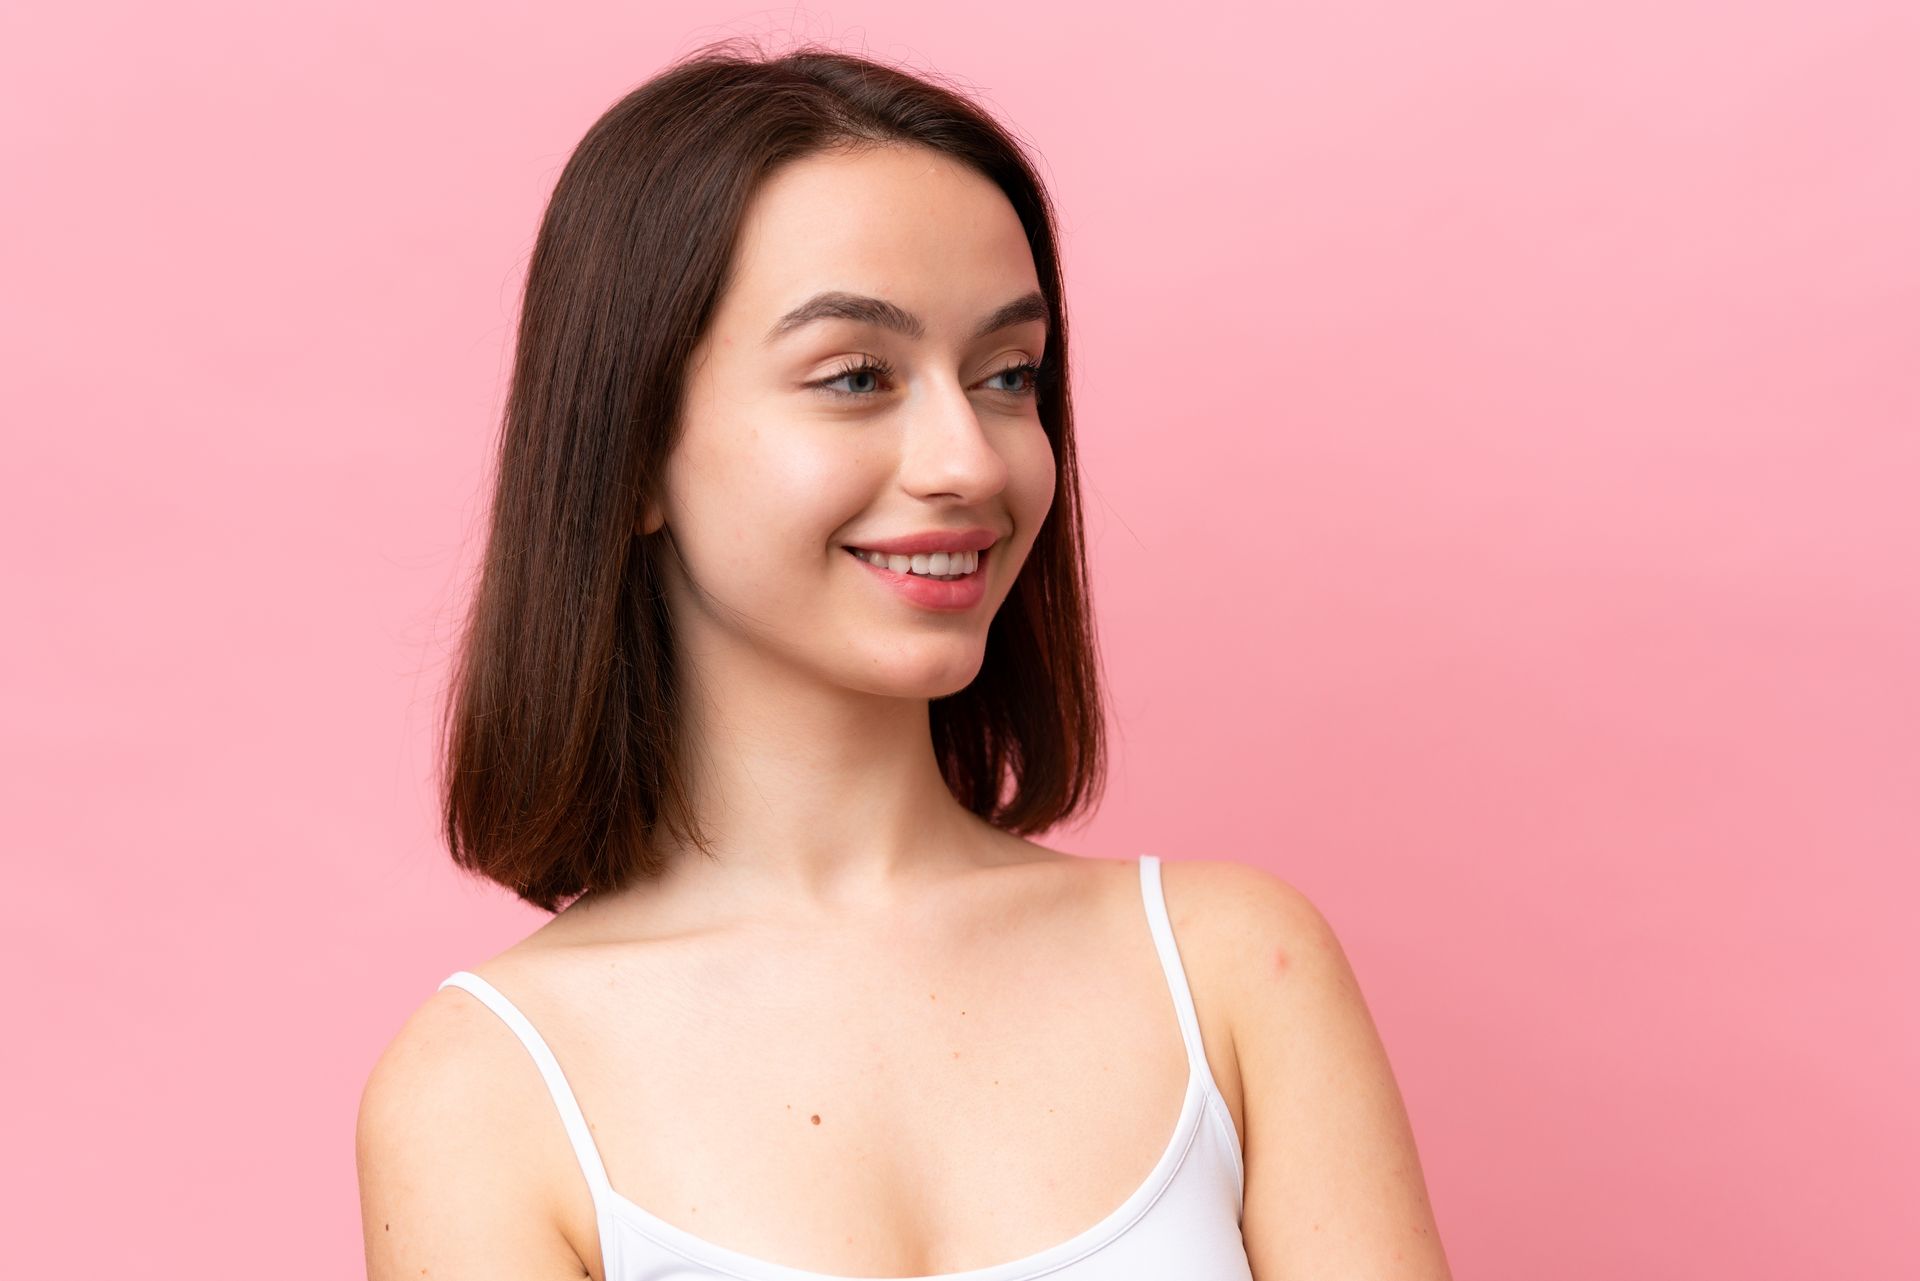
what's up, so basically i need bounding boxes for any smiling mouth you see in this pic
[841,544,989,581]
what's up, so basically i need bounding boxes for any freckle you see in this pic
[811,1114,821,1124]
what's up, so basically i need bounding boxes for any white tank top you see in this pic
[437,854,1253,1280]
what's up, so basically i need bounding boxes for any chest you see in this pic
[525,919,1214,1277]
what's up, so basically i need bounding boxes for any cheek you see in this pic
[1004,421,1058,522]
[771,427,881,508]
[758,427,890,556]
[677,418,877,556]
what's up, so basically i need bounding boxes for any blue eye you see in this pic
[984,361,1045,395]
[813,357,894,397]
[809,357,1049,399]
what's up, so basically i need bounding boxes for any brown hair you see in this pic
[437,38,1108,912]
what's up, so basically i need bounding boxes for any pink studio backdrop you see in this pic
[3,3,1913,1277]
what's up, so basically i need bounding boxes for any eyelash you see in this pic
[810,355,1049,400]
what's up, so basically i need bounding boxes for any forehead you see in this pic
[720,144,1039,337]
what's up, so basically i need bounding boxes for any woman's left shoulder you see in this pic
[1152,855,1344,973]
[1150,855,1368,1069]
[1161,855,1454,1277]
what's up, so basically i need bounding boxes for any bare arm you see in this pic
[1210,861,1454,1280]
[356,993,591,1281]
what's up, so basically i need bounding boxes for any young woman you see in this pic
[357,40,1452,1281]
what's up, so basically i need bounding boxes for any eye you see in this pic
[808,356,1051,400]
[983,360,1045,396]
[810,355,897,398]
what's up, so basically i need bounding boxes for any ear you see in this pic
[636,501,665,537]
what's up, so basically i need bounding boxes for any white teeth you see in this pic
[848,547,979,577]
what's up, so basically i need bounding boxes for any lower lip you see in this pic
[842,544,991,611]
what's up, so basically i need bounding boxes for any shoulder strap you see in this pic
[437,970,614,1205]
[1137,855,1209,1072]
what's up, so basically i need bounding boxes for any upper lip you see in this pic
[841,526,1001,555]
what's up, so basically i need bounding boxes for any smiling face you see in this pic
[641,142,1058,698]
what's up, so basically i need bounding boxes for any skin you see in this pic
[584,138,1060,933]
[357,141,1452,1281]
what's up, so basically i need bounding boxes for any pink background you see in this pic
[4,3,1914,1277]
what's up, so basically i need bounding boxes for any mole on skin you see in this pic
[811,1114,821,1124]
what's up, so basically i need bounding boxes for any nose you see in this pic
[895,378,1014,502]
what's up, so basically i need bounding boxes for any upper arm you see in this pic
[1205,861,1453,1280]
[356,992,591,1281]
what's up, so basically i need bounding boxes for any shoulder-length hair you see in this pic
[438,39,1107,912]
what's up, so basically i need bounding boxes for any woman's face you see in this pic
[644,143,1057,698]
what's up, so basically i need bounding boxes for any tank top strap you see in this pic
[1137,855,1210,1072]
[437,970,614,1206]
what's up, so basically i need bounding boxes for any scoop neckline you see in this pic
[597,1060,1207,1281]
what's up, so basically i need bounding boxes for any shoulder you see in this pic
[1159,858,1454,1276]
[1074,855,1348,1035]
[1154,855,1377,1085]
[1154,855,1335,945]
[1152,856,1350,1015]
[356,983,591,1279]
[358,983,528,1148]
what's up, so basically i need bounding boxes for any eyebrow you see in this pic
[763,289,1050,346]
